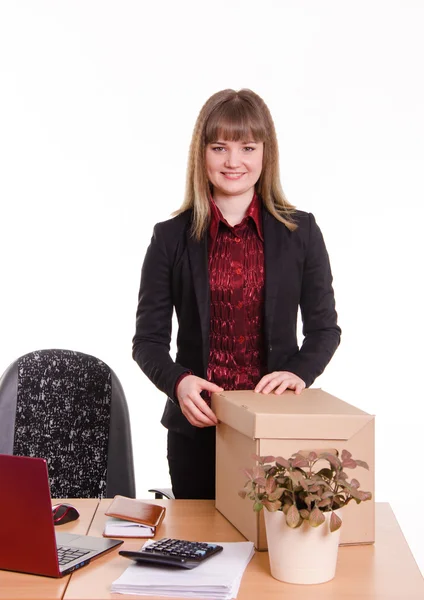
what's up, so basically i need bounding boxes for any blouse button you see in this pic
[234,237,241,243]
[238,336,245,344]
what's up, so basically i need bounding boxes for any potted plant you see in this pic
[239,449,372,584]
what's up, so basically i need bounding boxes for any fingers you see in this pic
[255,372,306,395]
[177,375,222,428]
[181,396,218,427]
[254,373,275,394]
[203,380,224,393]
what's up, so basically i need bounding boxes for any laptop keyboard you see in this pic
[57,545,90,566]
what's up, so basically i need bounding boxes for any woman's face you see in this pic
[205,138,264,200]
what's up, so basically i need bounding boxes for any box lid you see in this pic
[211,388,374,440]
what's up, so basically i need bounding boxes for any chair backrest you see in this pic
[0,349,135,498]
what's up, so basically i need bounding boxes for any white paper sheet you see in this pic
[111,540,255,599]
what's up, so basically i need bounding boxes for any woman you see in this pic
[132,89,341,500]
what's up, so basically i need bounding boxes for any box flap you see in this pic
[211,388,374,440]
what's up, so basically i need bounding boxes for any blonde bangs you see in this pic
[204,99,267,144]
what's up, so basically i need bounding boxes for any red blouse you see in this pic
[207,194,265,391]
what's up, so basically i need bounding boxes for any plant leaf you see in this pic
[299,509,310,520]
[282,501,293,515]
[330,511,342,532]
[253,502,263,512]
[332,494,345,508]
[309,507,325,527]
[265,476,277,494]
[261,455,276,464]
[338,481,361,499]
[342,458,357,469]
[267,488,285,501]
[350,478,360,489]
[276,476,290,485]
[357,491,372,502]
[299,478,309,490]
[252,465,266,479]
[308,451,318,461]
[341,449,352,461]
[355,460,370,470]
[262,499,282,512]
[238,490,247,499]
[320,452,342,469]
[242,468,254,480]
[291,454,309,468]
[304,494,321,507]
[275,456,290,468]
[310,476,332,489]
[286,504,301,528]
[254,477,267,487]
[307,484,320,492]
[317,498,332,508]
[288,470,305,485]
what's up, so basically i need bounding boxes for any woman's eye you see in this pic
[212,146,225,152]
[243,146,255,152]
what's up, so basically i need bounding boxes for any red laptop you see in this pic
[0,454,123,577]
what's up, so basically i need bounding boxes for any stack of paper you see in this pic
[103,517,155,538]
[111,541,255,599]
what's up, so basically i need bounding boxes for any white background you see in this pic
[1,0,423,574]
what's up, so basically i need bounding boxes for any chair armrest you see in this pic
[148,487,175,500]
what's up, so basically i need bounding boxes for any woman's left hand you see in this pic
[254,371,306,395]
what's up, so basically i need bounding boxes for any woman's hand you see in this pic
[176,375,223,427]
[254,371,306,395]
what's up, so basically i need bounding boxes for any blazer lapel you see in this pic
[263,208,291,340]
[186,232,210,372]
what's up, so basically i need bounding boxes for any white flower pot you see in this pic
[264,509,341,584]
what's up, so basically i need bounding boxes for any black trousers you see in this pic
[167,427,216,499]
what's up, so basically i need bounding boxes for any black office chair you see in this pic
[0,349,136,499]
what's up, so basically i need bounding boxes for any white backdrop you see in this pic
[1,0,423,573]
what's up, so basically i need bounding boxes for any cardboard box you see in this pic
[212,388,375,550]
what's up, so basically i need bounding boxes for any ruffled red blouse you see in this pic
[207,194,265,391]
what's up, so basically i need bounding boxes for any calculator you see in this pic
[119,538,224,569]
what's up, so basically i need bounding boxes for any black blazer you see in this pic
[133,207,341,437]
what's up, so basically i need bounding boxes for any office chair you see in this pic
[148,487,175,500]
[0,349,136,499]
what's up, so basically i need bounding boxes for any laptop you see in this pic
[0,454,123,577]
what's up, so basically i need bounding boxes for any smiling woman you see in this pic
[132,89,341,501]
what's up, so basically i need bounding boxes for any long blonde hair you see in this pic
[175,88,297,240]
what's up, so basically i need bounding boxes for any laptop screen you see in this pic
[0,454,61,576]
[0,454,123,578]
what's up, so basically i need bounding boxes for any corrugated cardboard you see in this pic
[212,388,375,550]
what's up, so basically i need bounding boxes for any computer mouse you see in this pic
[52,503,80,525]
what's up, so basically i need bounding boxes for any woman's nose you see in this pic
[224,151,241,168]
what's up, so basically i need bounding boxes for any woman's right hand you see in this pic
[176,375,223,427]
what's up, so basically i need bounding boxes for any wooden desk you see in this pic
[0,498,99,600]
[65,501,424,600]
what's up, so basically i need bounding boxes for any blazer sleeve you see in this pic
[132,223,188,402]
[283,213,341,386]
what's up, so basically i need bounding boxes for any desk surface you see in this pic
[66,500,423,600]
[1,501,423,600]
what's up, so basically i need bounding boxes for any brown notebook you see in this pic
[105,495,166,529]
